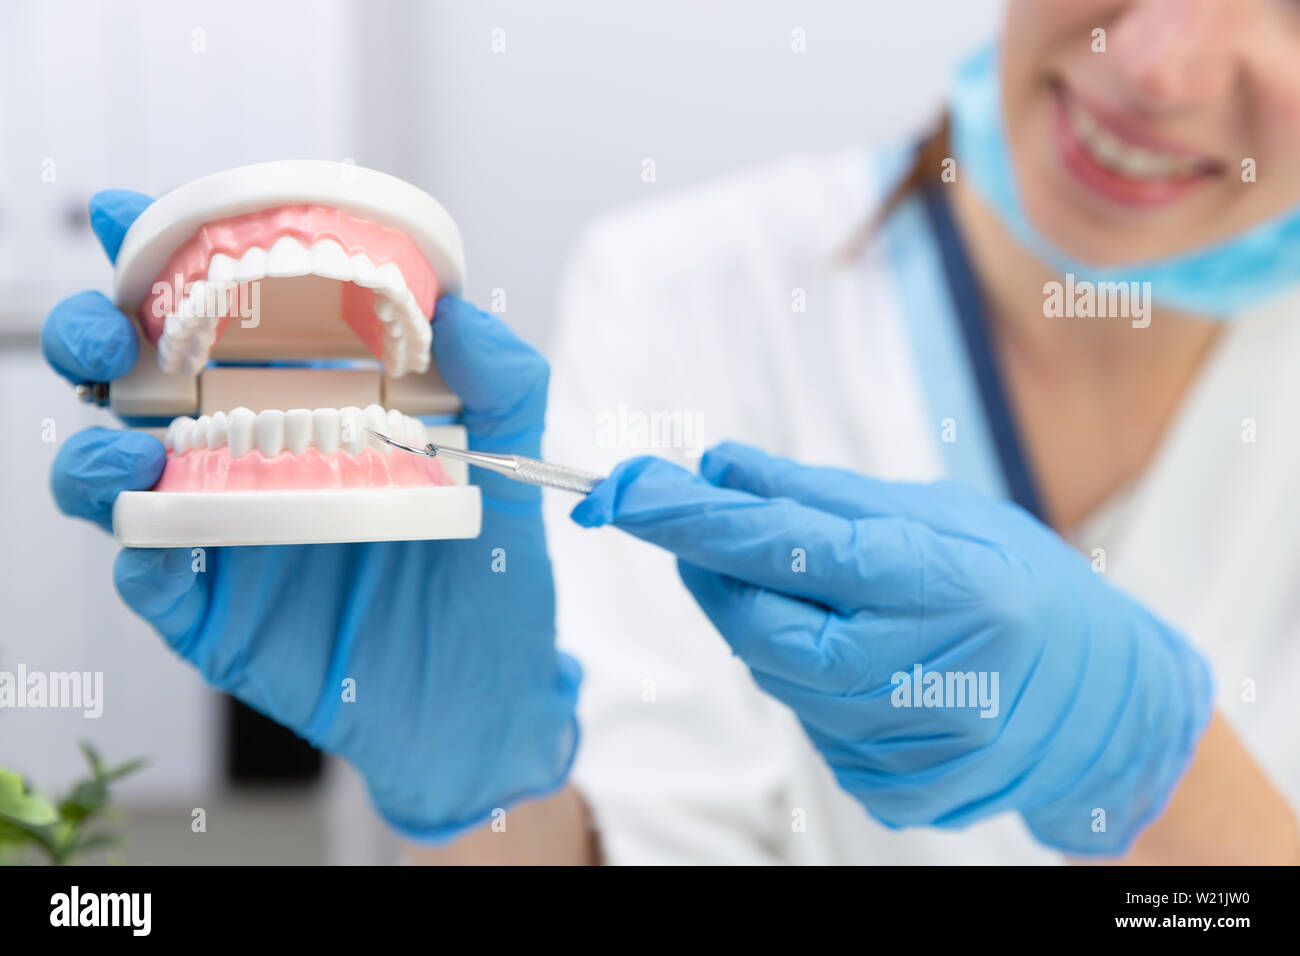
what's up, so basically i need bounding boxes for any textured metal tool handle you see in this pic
[512,456,605,494]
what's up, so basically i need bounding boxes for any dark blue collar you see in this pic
[920,183,1046,523]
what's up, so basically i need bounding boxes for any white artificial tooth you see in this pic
[313,408,340,454]
[401,297,428,327]
[209,411,228,450]
[386,409,407,448]
[311,240,353,281]
[284,408,312,454]
[192,415,211,450]
[160,343,200,376]
[266,236,311,278]
[163,418,182,451]
[234,246,267,283]
[350,253,380,288]
[363,404,390,453]
[228,407,257,457]
[339,407,366,454]
[157,345,184,375]
[179,334,208,359]
[405,414,427,447]
[374,262,407,299]
[411,316,432,345]
[156,336,175,370]
[374,298,399,324]
[255,409,285,457]
[181,282,211,326]
[207,253,236,286]
[171,416,196,455]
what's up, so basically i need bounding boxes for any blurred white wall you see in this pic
[396,0,1004,345]
[0,0,1001,861]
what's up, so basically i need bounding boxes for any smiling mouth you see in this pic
[1050,79,1223,206]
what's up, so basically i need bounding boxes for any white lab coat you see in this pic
[543,139,1300,864]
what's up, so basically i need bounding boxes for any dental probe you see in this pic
[366,429,606,495]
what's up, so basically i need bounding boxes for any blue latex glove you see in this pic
[572,443,1214,856]
[46,191,580,842]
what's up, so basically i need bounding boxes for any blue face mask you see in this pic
[950,42,1300,318]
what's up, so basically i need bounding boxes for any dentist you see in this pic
[44,0,1300,864]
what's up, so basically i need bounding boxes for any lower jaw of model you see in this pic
[157,405,451,492]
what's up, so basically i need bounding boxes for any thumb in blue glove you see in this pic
[572,442,1213,856]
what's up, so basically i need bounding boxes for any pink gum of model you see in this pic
[156,446,453,492]
[138,204,439,362]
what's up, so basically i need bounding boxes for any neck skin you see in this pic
[946,179,1223,529]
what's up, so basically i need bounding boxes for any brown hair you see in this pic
[838,113,951,263]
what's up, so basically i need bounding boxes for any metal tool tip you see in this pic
[364,428,433,456]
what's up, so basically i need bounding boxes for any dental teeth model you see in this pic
[108,161,480,547]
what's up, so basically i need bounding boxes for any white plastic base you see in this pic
[113,486,482,548]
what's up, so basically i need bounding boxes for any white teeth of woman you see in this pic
[166,406,428,458]
[1066,98,1199,180]
[157,238,432,378]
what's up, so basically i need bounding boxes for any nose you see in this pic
[1108,0,1245,109]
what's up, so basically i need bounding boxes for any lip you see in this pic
[1050,80,1222,208]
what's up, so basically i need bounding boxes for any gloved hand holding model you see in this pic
[572,442,1215,855]
[44,193,580,842]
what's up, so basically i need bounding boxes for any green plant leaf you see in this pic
[58,779,109,825]
[0,770,58,827]
[0,815,31,847]
[0,746,145,864]
[77,741,106,780]
[102,757,147,784]
[68,830,120,859]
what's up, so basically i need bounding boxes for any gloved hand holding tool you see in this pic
[572,443,1214,855]
[45,192,580,842]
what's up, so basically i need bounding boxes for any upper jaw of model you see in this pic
[141,204,438,379]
